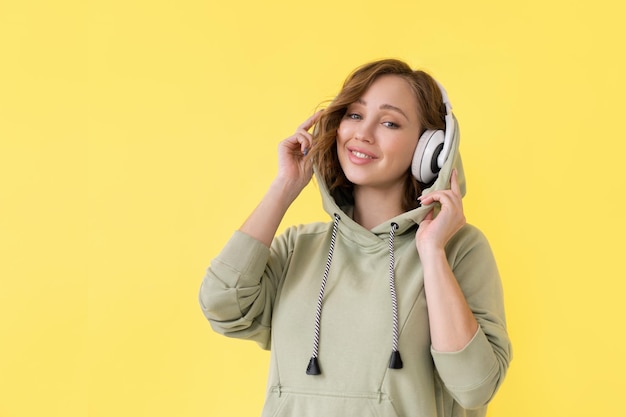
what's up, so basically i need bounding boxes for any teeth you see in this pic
[351,150,371,159]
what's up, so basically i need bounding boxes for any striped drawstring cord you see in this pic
[388,222,403,369]
[306,213,340,375]
[306,218,403,374]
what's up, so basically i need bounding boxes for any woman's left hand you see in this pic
[415,169,466,254]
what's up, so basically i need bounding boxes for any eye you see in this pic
[382,121,399,129]
[345,112,362,120]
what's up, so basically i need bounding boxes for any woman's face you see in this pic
[336,74,421,193]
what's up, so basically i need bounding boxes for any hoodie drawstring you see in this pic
[388,222,403,369]
[306,213,340,375]
[306,218,403,375]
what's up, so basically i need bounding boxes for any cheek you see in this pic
[405,139,419,161]
[336,123,349,145]
[335,126,350,168]
[387,137,418,166]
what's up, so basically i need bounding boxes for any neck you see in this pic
[352,185,405,230]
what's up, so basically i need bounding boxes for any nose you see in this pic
[354,121,375,143]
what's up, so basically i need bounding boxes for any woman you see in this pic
[199,59,511,417]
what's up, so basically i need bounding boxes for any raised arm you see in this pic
[416,169,478,352]
[199,111,322,348]
[417,170,510,407]
[239,111,322,247]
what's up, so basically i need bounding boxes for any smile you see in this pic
[351,150,373,159]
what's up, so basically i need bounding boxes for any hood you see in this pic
[315,114,466,237]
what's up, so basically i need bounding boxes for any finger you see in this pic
[417,211,434,236]
[282,134,306,152]
[291,133,312,155]
[295,129,314,143]
[299,109,324,132]
[295,129,315,155]
[419,190,460,212]
[418,191,441,205]
[450,168,461,197]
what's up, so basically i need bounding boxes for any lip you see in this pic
[345,146,378,165]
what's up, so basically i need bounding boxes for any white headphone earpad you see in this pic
[411,129,445,183]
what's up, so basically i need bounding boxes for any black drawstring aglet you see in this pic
[306,357,321,375]
[389,350,403,369]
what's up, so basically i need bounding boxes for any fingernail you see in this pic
[303,148,309,156]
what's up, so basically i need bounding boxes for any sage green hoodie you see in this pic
[199,116,511,417]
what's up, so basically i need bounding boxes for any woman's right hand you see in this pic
[275,110,323,196]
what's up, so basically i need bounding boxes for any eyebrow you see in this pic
[355,99,409,121]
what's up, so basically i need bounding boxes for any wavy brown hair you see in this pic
[307,59,446,211]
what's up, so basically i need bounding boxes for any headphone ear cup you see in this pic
[412,129,445,183]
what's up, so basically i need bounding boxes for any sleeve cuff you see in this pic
[430,327,498,390]
[213,230,271,287]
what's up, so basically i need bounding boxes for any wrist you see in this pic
[269,177,302,207]
[417,244,447,263]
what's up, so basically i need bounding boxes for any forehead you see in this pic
[359,74,418,113]
[367,73,414,94]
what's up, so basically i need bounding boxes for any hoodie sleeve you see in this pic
[198,230,293,350]
[430,224,512,409]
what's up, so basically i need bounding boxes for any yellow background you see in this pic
[1,0,624,416]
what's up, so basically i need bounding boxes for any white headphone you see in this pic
[411,81,455,184]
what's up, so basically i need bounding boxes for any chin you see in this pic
[338,164,363,185]
[343,172,373,187]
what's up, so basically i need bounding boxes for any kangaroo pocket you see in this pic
[263,386,401,417]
